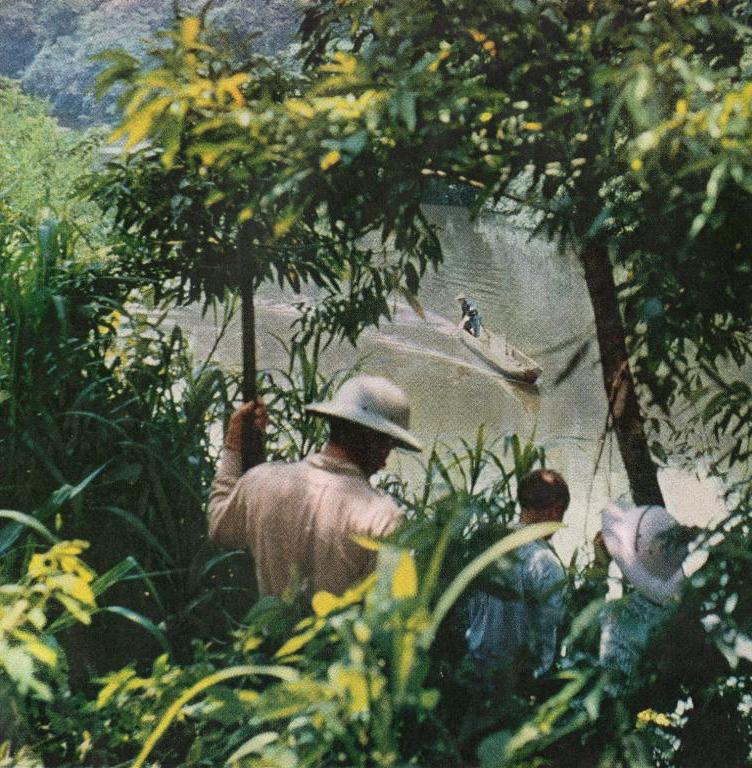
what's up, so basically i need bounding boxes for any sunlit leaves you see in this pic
[0,79,104,232]
[130,664,300,768]
[328,663,371,715]
[320,51,358,76]
[179,16,203,50]
[319,149,341,170]
[311,573,376,618]
[109,96,174,150]
[391,551,418,600]
[0,539,97,700]
[99,16,272,169]
[93,10,440,346]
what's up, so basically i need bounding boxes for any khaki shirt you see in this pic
[208,449,402,600]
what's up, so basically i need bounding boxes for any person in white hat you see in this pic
[207,374,422,602]
[599,500,692,677]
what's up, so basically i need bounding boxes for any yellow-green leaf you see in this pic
[11,630,57,667]
[274,625,321,658]
[320,52,357,75]
[391,551,418,600]
[180,17,201,48]
[311,591,341,618]
[320,150,341,171]
[352,535,380,551]
[396,631,416,690]
[329,664,370,715]
[242,635,263,653]
[97,668,137,709]
[55,593,92,625]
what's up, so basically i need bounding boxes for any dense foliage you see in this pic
[0,79,103,232]
[91,0,752,508]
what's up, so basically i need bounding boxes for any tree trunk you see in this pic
[580,242,664,506]
[238,222,265,472]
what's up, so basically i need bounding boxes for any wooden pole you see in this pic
[238,221,265,472]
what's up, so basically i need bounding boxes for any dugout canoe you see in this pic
[460,326,543,384]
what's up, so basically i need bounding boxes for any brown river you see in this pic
[169,204,727,560]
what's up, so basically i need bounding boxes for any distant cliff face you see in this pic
[0,0,300,126]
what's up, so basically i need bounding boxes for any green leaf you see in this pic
[398,91,417,132]
[226,732,280,764]
[562,597,604,648]
[37,465,108,521]
[341,129,369,157]
[0,510,58,555]
[101,606,171,655]
[478,730,512,768]
[99,505,175,566]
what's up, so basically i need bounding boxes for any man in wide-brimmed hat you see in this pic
[208,374,422,601]
[599,500,692,677]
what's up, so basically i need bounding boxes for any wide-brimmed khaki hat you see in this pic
[306,374,422,452]
[601,500,687,605]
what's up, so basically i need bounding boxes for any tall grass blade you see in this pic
[131,664,300,768]
[100,506,176,567]
[101,606,171,655]
[0,510,58,555]
[92,557,141,598]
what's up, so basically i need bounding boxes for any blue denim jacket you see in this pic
[465,540,566,678]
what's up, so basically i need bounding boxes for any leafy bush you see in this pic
[21,487,752,768]
[0,212,250,670]
[0,534,99,744]
[2,245,750,766]
[0,78,103,232]
[1,5,751,764]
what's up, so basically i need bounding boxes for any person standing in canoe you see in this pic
[456,293,483,337]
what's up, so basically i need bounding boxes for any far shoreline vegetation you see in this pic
[1,1,752,766]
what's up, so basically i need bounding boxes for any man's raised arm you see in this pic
[207,400,267,548]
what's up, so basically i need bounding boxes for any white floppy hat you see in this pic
[306,374,422,452]
[601,500,687,605]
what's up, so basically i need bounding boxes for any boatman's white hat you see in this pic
[306,374,423,452]
[601,500,688,605]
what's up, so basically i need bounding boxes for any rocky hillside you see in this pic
[0,0,300,125]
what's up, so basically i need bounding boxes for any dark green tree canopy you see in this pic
[95,1,752,492]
